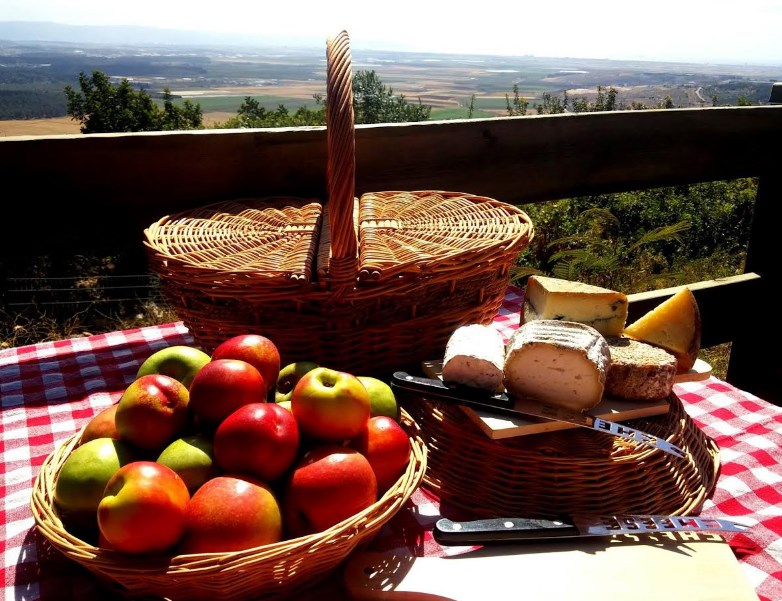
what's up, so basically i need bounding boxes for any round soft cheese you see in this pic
[503,319,610,411]
[442,323,505,392]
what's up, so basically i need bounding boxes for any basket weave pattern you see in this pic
[144,32,533,377]
[402,393,719,519]
[31,410,427,601]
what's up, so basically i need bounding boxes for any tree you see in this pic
[505,84,529,116]
[161,90,203,131]
[64,70,203,133]
[219,96,327,129]
[536,91,567,114]
[571,86,619,113]
[351,70,431,124]
[467,94,476,119]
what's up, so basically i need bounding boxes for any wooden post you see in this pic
[725,83,782,404]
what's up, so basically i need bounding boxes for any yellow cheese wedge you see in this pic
[623,287,702,373]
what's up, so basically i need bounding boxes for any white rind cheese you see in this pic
[504,320,610,411]
[442,324,506,392]
[522,275,628,337]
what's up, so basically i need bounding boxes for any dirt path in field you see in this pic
[0,112,238,138]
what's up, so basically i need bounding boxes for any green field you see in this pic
[430,107,495,120]
[161,94,319,114]
[169,96,498,122]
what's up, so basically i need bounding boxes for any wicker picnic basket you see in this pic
[400,391,720,519]
[31,409,427,601]
[143,30,534,377]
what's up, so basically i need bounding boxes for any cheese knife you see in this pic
[390,371,685,458]
[433,514,751,545]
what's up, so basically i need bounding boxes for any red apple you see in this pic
[98,461,190,555]
[282,445,377,538]
[351,416,411,493]
[290,367,370,442]
[211,335,281,401]
[214,403,299,482]
[114,374,190,453]
[79,403,120,445]
[188,358,267,427]
[179,475,282,553]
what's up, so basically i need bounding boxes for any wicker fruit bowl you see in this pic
[31,409,427,601]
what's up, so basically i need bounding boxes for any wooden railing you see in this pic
[2,104,780,404]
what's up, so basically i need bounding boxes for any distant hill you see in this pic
[0,21,323,49]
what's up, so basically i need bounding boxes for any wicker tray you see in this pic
[143,31,534,377]
[401,392,719,519]
[31,410,427,601]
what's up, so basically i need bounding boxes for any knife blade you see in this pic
[390,371,685,459]
[433,515,751,545]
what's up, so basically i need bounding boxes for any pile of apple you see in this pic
[52,334,412,556]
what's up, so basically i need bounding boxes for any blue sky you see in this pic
[3,0,781,65]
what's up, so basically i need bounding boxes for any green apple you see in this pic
[156,434,218,494]
[54,437,138,530]
[358,376,400,421]
[275,361,319,404]
[135,345,211,389]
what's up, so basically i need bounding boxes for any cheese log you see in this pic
[604,336,677,401]
[441,324,505,392]
[504,320,610,411]
[623,287,702,373]
[522,275,628,336]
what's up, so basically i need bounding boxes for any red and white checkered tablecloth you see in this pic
[2,286,781,601]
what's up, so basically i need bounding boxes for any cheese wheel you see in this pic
[604,336,677,401]
[504,320,610,411]
[442,324,505,392]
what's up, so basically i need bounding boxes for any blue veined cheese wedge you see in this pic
[522,275,628,337]
[504,320,610,411]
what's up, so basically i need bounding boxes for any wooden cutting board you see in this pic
[344,534,758,601]
[420,359,711,440]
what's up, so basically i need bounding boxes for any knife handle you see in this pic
[390,371,515,410]
[434,517,580,545]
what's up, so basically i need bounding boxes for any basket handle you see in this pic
[325,30,358,286]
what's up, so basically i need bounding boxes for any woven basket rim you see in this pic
[402,391,721,519]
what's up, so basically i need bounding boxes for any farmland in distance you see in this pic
[1,38,780,137]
